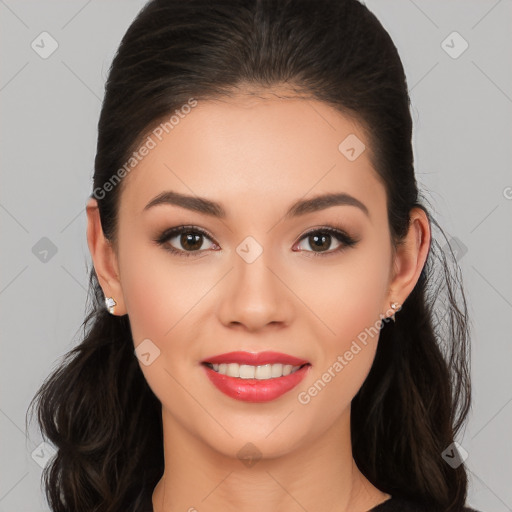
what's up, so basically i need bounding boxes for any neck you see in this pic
[152,406,390,512]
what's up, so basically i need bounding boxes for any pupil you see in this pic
[181,233,202,251]
[311,234,330,251]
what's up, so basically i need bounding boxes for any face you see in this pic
[110,90,396,460]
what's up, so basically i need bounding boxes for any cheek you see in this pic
[296,262,387,420]
[296,339,377,435]
[118,239,211,343]
[339,256,390,342]
[294,248,390,347]
[117,242,209,405]
[293,245,390,403]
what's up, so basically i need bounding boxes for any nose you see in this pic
[217,248,294,332]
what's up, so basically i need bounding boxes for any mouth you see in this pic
[200,351,312,402]
[202,361,310,380]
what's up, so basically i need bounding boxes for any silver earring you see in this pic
[390,302,400,323]
[105,296,117,315]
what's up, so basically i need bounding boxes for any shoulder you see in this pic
[369,497,484,512]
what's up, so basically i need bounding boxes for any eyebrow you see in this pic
[143,190,370,219]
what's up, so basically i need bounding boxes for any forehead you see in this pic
[118,91,385,220]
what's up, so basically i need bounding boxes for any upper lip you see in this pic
[202,351,310,366]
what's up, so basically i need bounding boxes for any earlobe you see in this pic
[85,197,127,316]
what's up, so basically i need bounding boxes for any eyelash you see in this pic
[153,224,359,258]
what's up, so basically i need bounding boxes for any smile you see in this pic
[201,361,311,403]
[204,362,305,379]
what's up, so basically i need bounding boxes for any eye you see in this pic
[154,225,218,258]
[154,224,359,258]
[294,225,359,257]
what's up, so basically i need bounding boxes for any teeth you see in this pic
[209,362,302,379]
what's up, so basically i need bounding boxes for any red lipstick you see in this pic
[201,351,311,403]
[202,350,308,366]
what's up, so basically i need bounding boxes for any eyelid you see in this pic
[294,224,359,256]
[154,223,359,258]
[153,225,218,258]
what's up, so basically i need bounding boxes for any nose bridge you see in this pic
[218,235,291,330]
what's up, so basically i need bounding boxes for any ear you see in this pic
[384,206,431,318]
[85,197,127,316]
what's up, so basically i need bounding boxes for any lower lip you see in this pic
[202,364,311,403]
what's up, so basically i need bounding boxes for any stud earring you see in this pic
[390,302,401,323]
[105,296,117,315]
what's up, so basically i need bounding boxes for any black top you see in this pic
[144,495,482,511]
[368,496,481,512]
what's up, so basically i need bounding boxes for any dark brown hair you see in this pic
[27,1,472,511]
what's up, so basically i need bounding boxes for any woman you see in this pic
[27,0,480,511]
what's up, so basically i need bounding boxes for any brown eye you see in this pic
[178,232,204,251]
[294,227,358,257]
[154,226,217,257]
[304,232,338,252]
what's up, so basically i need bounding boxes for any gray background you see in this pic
[1,0,511,510]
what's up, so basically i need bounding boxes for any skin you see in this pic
[86,88,430,512]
